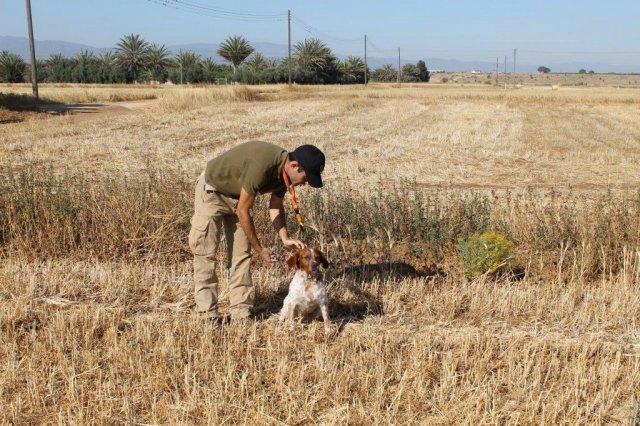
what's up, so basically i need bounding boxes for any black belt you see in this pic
[204,185,238,200]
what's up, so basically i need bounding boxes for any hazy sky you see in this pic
[2,0,639,67]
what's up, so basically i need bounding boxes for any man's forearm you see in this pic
[236,209,262,252]
[270,207,288,241]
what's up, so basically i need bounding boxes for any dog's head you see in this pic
[286,247,329,273]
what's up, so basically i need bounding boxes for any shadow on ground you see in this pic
[36,103,108,116]
[253,264,419,329]
[1,92,126,123]
[0,93,84,123]
[342,261,423,280]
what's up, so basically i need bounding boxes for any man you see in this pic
[188,141,325,322]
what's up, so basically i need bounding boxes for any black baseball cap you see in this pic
[292,145,325,188]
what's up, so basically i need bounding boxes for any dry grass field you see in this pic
[1,82,640,424]
[430,72,640,87]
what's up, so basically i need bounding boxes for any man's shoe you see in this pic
[230,310,260,326]
[231,316,258,326]
[197,311,232,326]
[197,310,218,320]
[212,315,231,326]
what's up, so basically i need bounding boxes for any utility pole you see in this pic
[504,55,507,89]
[287,10,292,86]
[397,47,401,86]
[513,48,517,78]
[364,34,367,85]
[26,0,38,102]
[495,57,499,85]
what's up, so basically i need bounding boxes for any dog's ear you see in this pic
[286,251,299,269]
[317,250,329,268]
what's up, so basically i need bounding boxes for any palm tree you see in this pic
[174,50,200,69]
[72,50,97,83]
[243,52,269,72]
[47,53,71,82]
[294,38,336,73]
[114,33,150,82]
[173,50,201,84]
[201,58,218,83]
[35,58,48,82]
[147,43,172,82]
[96,50,122,83]
[98,51,114,67]
[47,53,66,68]
[340,55,366,83]
[373,64,397,82]
[216,35,254,73]
[0,50,27,83]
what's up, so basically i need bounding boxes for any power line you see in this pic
[171,0,284,17]
[401,48,508,54]
[389,47,640,56]
[366,37,393,56]
[142,1,640,62]
[290,14,361,45]
[143,0,286,22]
[519,49,640,55]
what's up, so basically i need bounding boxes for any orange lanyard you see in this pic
[282,168,304,232]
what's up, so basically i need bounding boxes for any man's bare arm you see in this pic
[237,188,273,263]
[269,193,305,250]
[269,193,287,241]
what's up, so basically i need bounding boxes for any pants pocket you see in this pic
[218,194,238,212]
[189,214,211,256]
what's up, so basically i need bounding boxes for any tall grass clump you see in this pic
[0,167,191,261]
[1,84,160,104]
[155,86,260,111]
[296,183,639,280]
[1,168,639,281]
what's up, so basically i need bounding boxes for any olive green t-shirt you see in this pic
[204,141,288,199]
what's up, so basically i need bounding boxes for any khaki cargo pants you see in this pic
[188,173,254,320]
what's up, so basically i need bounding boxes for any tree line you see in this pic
[0,34,430,85]
[537,66,595,74]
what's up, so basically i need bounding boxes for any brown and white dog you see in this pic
[279,247,331,335]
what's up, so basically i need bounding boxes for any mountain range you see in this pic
[1,35,637,74]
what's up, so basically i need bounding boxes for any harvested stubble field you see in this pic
[1,83,640,424]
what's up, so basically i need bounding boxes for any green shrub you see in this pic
[458,231,513,278]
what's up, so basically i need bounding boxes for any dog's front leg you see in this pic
[320,303,331,336]
[288,304,297,331]
[279,298,291,324]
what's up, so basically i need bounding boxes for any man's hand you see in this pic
[282,238,305,250]
[258,247,276,265]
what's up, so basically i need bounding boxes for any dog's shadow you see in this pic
[255,262,420,334]
[342,261,425,280]
[254,282,292,319]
